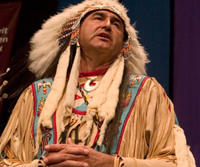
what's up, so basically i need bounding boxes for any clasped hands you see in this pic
[42,138,114,167]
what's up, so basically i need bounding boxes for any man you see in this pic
[0,0,196,166]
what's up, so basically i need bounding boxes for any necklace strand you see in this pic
[77,82,89,105]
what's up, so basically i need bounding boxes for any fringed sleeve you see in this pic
[116,77,177,167]
[0,86,39,166]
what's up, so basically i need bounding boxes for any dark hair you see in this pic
[0,44,35,100]
[0,44,36,134]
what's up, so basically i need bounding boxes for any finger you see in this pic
[45,144,66,152]
[45,144,89,155]
[67,138,73,145]
[47,160,89,167]
[43,153,88,165]
[59,145,89,155]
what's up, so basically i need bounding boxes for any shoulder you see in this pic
[30,78,53,91]
[30,78,54,102]
[31,78,54,86]
[127,75,164,91]
[127,75,169,102]
[17,78,54,100]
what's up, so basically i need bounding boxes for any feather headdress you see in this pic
[29,0,148,77]
[28,0,149,155]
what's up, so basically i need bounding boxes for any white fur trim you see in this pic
[39,47,70,128]
[34,47,70,156]
[64,44,81,115]
[83,55,124,145]
[174,125,196,167]
[29,0,148,78]
[97,56,124,145]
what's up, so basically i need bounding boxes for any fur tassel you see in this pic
[64,44,81,116]
[174,125,196,167]
[97,56,124,146]
[34,47,71,156]
[83,56,124,145]
[40,47,70,128]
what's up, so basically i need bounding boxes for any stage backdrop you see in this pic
[0,1,22,83]
[0,1,22,118]
[173,1,200,166]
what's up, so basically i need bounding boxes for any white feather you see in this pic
[28,0,148,78]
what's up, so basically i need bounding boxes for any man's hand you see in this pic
[43,138,114,167]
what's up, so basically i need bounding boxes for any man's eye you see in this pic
[94,16,102,20]
[113,22,120,28]
[114,23,119,27]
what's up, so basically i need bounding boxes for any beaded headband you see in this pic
[58,5,131,58]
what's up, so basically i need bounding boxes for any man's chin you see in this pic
[95,46,112,53]
[95,43,112,50]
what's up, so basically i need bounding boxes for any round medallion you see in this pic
[84,77,100,92]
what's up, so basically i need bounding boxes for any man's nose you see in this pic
[102,19,111,31]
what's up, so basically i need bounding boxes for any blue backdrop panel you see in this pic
[122,1,171,95]
[58,0,81,12]
[57,0,171,95]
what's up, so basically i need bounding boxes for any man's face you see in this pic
[79,10,125,59]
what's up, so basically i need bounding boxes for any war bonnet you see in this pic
[29,0,148,77]
[29,0,149,155]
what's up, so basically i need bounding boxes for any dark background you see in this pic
[0,0,199,166]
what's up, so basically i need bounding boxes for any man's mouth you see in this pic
[97,33,111,40]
